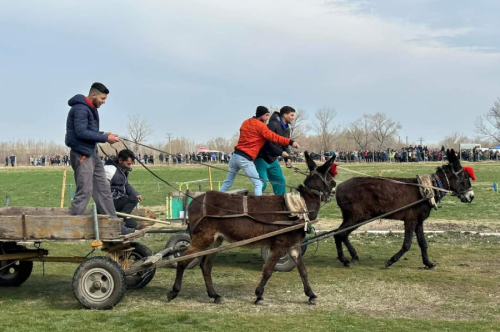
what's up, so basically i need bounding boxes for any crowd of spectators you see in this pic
[5,145,500,167]
[461,147,499,161]
[336,146,444,163]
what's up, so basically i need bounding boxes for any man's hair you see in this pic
[89,82,109,95]
[118,149,134,162]
[280,106,296,116]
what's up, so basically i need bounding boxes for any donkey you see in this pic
[334,149,474,269]
[167,152,336,305]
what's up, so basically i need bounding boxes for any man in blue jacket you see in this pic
[65,83,128,232]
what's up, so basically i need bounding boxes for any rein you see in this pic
[120,138,300,192]
[118,139,326,217]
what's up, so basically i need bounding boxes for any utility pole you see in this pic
[166,133,173,165]
[406,136,408,146]
[418,137,425,147]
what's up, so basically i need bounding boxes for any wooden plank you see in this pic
[0,215,120,240]
[0,207,71,216]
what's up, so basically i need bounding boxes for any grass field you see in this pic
[1,162,499,331]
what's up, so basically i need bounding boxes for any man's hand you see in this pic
[107,133,120,144]
[137,195,142,202]
[104,132,111,135]
[292,142,300,148]
[281,151,289,158]
[286,159,292,168]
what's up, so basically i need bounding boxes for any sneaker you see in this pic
[121,223,136,235]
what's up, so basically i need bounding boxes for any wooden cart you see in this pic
[0,206,157,310]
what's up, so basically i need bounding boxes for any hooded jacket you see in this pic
[104,159,140,199]
[65,94,108,157]
[258,112,291,164]
[234,117,293,160]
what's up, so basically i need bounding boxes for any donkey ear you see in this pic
[446,149,454,162]
[317,153,337,174]
[304,151,316,171]
[450,148,462,168]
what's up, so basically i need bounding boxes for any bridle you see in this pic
[437,164,472,197]
[302,170,336,202]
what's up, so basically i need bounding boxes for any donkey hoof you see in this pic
[166,291,177,302]
[343,261,352,268]
[385,259,393,268]
[254,299,267,306]
[352,257,359,265]
[214,297,225,304]
[427,263,437,270]
[309,297,318,306]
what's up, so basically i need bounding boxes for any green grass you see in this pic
[1,161,499,223]
[1,162,500,331]
[1,234,499,331]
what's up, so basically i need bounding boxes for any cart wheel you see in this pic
[165,231,200,269]
[73,256,126,310]
[126,242,156,290]
[260,244,308,272]
[0,244,33,287]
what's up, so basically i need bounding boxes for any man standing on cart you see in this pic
[65,82,133,234]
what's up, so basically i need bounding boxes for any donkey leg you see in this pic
[200,238,224,304]
[343,232,359,264]
[334,233,351,267]
[415,222,436,269]
[385,224,415,268]
[167,244,203,302]
[289,246,317,305]
[254,247,282,305]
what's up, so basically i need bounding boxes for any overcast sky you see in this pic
[1,0,499,146]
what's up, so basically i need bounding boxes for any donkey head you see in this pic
[302,152,337,202]
[439,149,474,203]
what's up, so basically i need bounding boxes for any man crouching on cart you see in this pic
[104,149,142,231]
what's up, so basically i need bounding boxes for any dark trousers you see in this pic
[114,195,139,229]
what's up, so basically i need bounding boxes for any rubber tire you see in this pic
[165,231,200,269]
[0,244,33,287]
[73,256,126,310]
[260,243,308,272]
[126,242,156,290]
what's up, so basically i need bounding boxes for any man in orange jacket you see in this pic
[220,106,300,195]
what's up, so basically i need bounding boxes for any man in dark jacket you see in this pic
[104,149,142,229]
[65,83,125,231]
[254,106,295,195]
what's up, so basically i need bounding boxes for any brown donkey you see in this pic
[334,149,475,269]
[167,152,336,305]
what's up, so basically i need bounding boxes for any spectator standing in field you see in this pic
[64,82,130,233]
[254,106,295,195]
[220,106,299,196]
[4,156,8,167]
[10,155,15,167]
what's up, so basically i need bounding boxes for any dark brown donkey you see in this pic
[334,149,474,269]
[167,152,336,305]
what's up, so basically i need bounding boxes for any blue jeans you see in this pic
[220,154,263,196]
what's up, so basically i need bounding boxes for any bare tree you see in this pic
[438,132,470,150]
[312,107,340,152]
[289,108,308,140]
[126,114,154,151]
[370,112,401,149]
[206,137,233,152]
[347,114,373,150]
[475,98,500,143]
